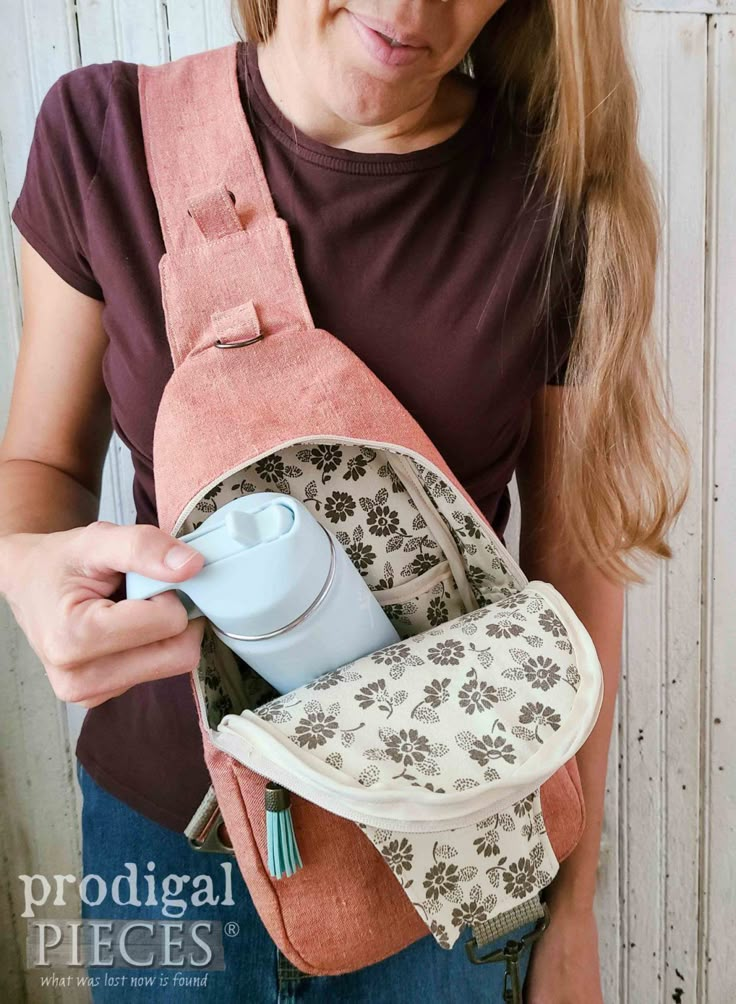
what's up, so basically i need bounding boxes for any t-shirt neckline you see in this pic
[239,39,493,175]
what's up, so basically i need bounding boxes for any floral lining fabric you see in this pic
[183,440,594,947]
[182,441,519,725]
[224,587,585,948]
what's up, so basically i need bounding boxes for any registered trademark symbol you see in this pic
[224,922,240,938]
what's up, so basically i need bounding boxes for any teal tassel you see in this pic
[265,782,303,879]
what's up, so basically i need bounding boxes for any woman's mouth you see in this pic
[346,11,429,68]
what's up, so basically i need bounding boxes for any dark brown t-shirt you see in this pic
[11,40,584,831]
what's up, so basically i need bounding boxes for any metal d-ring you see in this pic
[214,331,264,349]
[216,525,337,642]
[186,188,261,348]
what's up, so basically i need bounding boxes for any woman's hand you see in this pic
[0,520,207,709]
[523,898,603,1004]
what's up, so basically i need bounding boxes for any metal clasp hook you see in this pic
[465,902,550,1003]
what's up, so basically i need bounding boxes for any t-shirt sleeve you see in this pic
[544,219,588,386]
[10,63,113,301]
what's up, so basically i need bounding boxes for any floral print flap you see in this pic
[216,580,603,948]
[358,789,554,949]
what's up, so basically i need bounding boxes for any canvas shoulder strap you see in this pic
[138,41,277,253]
[136,41,313,368]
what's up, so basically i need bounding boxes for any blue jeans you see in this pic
[76,760,533,1002]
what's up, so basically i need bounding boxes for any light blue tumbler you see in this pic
[126,492,400,879]
[125,492,400,695]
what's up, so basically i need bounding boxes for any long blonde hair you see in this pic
[232,0,690,585]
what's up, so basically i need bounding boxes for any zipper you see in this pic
[171,434,529,593]
[213,722,556,834]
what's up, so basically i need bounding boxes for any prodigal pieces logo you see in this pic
[20,861,234,971]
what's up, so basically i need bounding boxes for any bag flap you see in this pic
[214,580,603,832]
[213,579,602,949]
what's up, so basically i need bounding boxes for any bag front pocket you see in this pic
[212,580,603,948]
[215,580,602,828]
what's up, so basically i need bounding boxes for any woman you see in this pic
[0,0,687,1001]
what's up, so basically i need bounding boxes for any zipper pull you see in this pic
[265,782,303,878]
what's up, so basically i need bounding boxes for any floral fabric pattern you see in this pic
[357,790,555,950]
[181,440,588,946]
[181,440,521,720]
[233,586,586,947]
[185,444,457,604]
[252,589,579,796]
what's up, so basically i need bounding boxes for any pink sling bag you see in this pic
[137,41,601,977]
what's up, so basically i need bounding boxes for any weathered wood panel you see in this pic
[701,15,736,1004]
[622,13,707,1003]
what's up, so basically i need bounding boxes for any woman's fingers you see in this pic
[68,520,204,583]
[54,590,194,667]
[48,615,207,707]
[3,522,210,710]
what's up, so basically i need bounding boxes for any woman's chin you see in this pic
[318,67,421,133]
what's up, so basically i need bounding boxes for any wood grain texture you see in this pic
[631,1,736,12]
[1,2,93,1002]
[623,13,707,1003]
[0,4,733,1001]
[701,15,736,1004]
